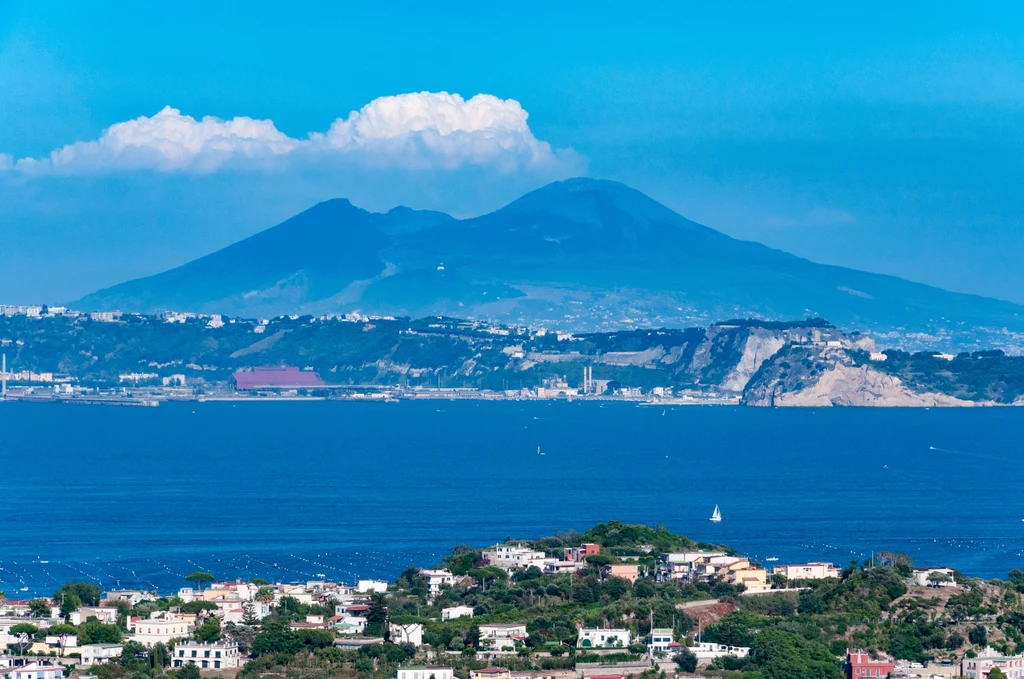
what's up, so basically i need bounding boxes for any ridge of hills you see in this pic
[76,178,1024,349]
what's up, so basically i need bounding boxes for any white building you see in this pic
[775,563,841,580]
[913,567,957,588]
[577,628,631,649]
[420,569,454,595]
[7,666,64,679]
[482,544,547,570]
[648,628,674,656]
[441,605,474,621]
[357,580,389,593]
[71,607,119,626]
[172,641,241,670]
[479,623,528,649]
[396,668,454,679]
[131,618,191,647]
[693,642,750,662]
[390,623,423,647]
[80,644,123,666]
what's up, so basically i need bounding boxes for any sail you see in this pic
[710,504,722,522]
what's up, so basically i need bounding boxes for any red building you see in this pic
[847,650,895,679]
[564,543,601,562]
[231,366,325,390]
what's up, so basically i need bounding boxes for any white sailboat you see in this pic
[710,504,722,522]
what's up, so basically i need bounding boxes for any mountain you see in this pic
[76,178,1024,346]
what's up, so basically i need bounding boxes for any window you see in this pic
[215,662,221,669]
[216,651,221,658]
[191,651,197,658]
[204,651,210,658]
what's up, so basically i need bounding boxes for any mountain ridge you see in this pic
[76,177,1024,347]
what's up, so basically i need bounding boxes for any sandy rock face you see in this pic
[748,363,980,407]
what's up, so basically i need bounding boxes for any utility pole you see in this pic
[1,353,6,398]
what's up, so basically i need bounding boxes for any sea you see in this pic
[1,400,1022,596]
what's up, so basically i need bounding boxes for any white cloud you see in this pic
[0,153,12,171]
[12,92,576,175]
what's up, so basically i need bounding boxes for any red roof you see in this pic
[232,367,325,390]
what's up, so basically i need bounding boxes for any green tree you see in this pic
[79,620,124,644]
[178,664,201,679]
[193,617,222,642]
[55,581,102,607]
[969,625,987,647]
[184,572,215,591]
[249,578,269,586]
[927,571,952,587]
[254,587,275,604]
[242,602,260,626]
[180,601,219,614]
[47,623,77,656]
[150,641,170,669]
[9,623,38,655]
[251,619,301,656]
[675,648,698,672]
[28,598,51,617]
[365,593,389,638]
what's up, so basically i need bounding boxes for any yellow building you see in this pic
[604,563,641,583]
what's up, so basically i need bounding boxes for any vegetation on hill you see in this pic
[12,522,1024,679]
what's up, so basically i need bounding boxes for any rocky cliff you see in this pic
[743,344,983,407]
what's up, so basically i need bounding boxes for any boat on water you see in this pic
[765,557,779,562]
[710,505,722,522]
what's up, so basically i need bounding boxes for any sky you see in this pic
[2,1,1024,304]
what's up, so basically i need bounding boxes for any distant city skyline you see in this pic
[2,1,1023,304]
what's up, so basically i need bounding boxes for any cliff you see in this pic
[743,345,986,407]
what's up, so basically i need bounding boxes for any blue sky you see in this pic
[2,1,1023,303]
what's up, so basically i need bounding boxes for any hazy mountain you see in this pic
[77,178,1024,342]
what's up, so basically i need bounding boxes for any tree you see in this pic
[365,593,389,638]
[675,648,698,673]
[180,600,219,615]
[9,623,38,655]
[28,598,51,617]
[178,664,201,679]
[150,641,170,669]
[249,578,269,586]
[184,572,215,591]
[927,571,952,587]
[969,625,987,647]
[48,623,77,656]
[242,601,260,626]
[255,587,276,604]
[79,620,124,645]
[251,619,301,656]
[193,617,222,642]
[55,581,102,607]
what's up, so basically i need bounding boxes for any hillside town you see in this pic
[0,523,1017,679]
[2,306,1023,408]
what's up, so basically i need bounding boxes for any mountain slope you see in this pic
[76,178,1024,345]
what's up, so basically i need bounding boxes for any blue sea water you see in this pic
[1,400,1022,596]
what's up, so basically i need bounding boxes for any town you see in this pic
[2,306,1022,408]
[0,522,1019,679]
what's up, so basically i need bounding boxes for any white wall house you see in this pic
[8,666,64,679]
[693,642,750,661]
[441,605,474,621]
[913,567,957,588]
[172,641,241,670]
[577,628,631,648]
[420,569,455,595]
[396,667,454,679]
[80,644,124,666]
[648,628,674,655]
[482,544,547,570]
[390,623,423,647]
[357,580,389,593]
